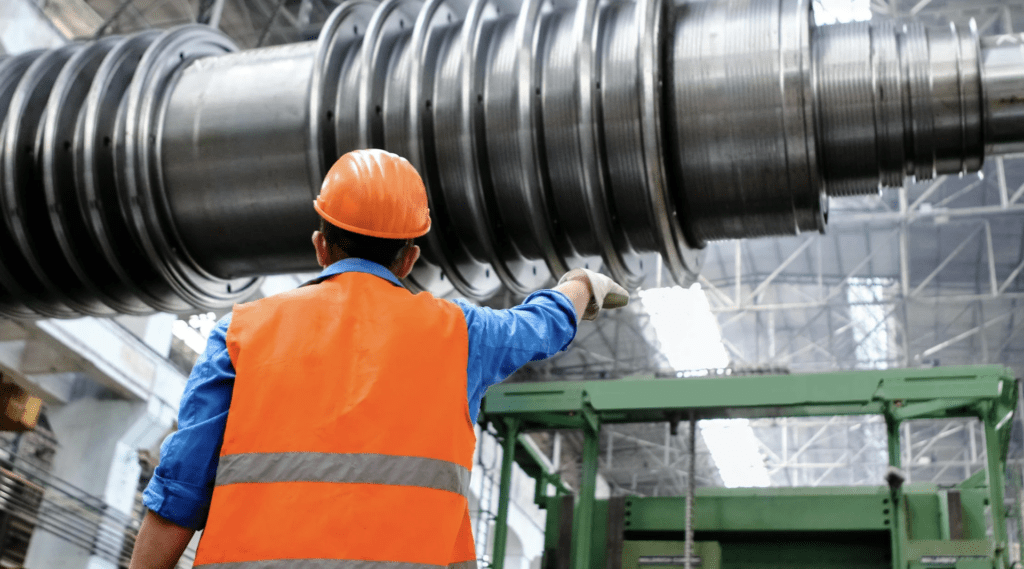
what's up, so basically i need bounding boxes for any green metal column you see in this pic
[984,407,1010,568]
[571,425,600,569]
[492,418,520,569]
[885,414,901,469]
[885,412,906,569]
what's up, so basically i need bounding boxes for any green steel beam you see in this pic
[624,487,891,532]
[483,366,1013,427]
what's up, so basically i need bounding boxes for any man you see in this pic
[129,149,628,569]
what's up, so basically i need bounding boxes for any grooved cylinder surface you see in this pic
[0,0,1016,316]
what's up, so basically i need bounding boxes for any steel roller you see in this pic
[0,0,1022,317]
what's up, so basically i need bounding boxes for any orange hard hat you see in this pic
[314,149,431,239]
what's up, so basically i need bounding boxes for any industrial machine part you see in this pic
[1,0,1023,317]
[479,366,1019,569]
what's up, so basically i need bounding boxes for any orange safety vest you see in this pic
[193,271,478,569]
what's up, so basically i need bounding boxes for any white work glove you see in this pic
[557,268,629,321]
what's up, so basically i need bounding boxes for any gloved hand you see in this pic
[557,268,629,321]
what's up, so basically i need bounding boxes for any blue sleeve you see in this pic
[143,314,235,530]
[454,290,577,424]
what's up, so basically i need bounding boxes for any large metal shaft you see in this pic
[0,0,1021,317]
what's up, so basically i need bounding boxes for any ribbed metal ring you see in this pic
[76,30,187,313]
[359,0,419,148]
[407,0,495,299]
[42,36,148,315]
[779,0,824,233]
[573,0,644,288]
[902,23,934,180]
[641,0,701,281]
[310,0,377,181]
[400,0,461,296]
[872,21,905,188]
[0,51,50,319]
[0,44,86,317]
[432,0,504,299]
[474,0,553,293]
[512,0,567,280]
[120,26,260,310]
[601,3,648,253]
[460,0,552,296]
[959,19,983,173]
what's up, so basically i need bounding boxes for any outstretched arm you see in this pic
[553,279,592,323]
[457,269,631,424]
[129,510,194,569]
[555,268,630,321]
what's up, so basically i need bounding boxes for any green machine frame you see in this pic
[478,365,1020,569]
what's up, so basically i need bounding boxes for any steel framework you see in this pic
[480,365,1019,569]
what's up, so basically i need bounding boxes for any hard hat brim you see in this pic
[313,200,431,239]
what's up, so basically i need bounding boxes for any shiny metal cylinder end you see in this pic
[982,33,1024,156]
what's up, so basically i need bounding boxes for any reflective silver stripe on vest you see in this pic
[215,452,471,496]
[447,561,478,569]
[194,560,448,569]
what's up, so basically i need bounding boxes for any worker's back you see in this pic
[193,270,478,567]
[129,149,625,569]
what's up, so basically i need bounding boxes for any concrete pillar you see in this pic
[24,396,174,569]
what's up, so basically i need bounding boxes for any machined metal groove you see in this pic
[42,36,146,315]
[573,0,644,289]
[601,1,647,255]
[433,0,503,299]
[456,0,521,293]
[75,31,185,314]
[310,0,376,182]
[478,0,553,294]
[0,0,1019,316]
[403,0,464,296]
[641,0,699,282]
[813,22,875,197]
[358,0,413,149]
[508,0,567,283]
[872,22,903,188]
[901,23,933,181]
[0,51,50,319]
[779,0,821,235]
[2,44,88,317]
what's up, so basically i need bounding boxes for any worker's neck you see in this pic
[324,250,401,275]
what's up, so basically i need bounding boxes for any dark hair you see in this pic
[319,217,410,267]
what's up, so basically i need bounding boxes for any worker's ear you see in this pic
[312,230,330,268]
[393,243,420,279]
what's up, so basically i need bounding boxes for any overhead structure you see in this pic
[0,0,1023,317]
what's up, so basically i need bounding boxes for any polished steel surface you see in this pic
[668,0,822,244]
[162,42,322,279]
[0,0,1021,316]
[812,20,983,197]
[982,33,1024,156]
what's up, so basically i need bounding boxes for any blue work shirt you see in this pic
[143,258,577,530]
